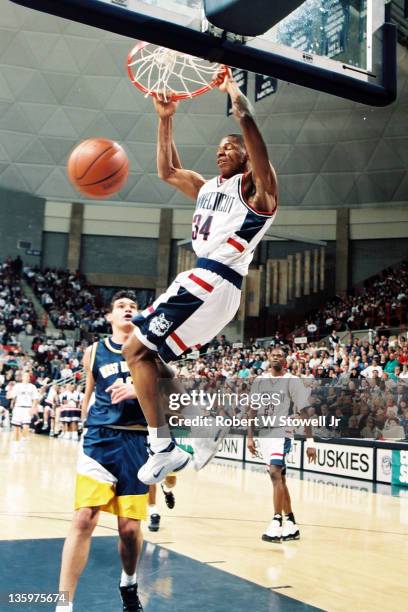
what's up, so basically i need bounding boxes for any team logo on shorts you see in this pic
[148,313,172,336]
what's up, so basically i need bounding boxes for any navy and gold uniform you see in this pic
[75,337,149,520]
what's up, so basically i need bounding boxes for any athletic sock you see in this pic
[273,513,283,525]
[286,512,296,523]
[56,603,72,612]
[120,569,137,587]
[148,504,159,517]
[147,425,172,453]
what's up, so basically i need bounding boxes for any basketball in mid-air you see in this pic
[67,138,129,198]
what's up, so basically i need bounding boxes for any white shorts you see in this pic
[133,258,242,362]
[258,434,292,473]
[11,406,32,427]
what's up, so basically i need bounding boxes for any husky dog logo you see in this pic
[381,455,391,476]
[148,313,172,337]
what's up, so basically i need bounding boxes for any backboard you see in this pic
[10,0,397,106]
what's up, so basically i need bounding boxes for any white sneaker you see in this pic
[137,441,191,485]
[72,431,79,441]
[191,424,229,471]
[282,520,300,541]
[262,518,282,543]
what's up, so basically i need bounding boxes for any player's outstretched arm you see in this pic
[220,74,277,214]
[153,97,206,200]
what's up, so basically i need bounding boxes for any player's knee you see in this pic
[73,508,98,535]
[269,466,283,483]
[118,520,141,543]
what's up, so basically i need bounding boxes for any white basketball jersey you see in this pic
[251,373,310,423]
[193,174,276,276]
[61,390,81,409]
[11,383,40,408]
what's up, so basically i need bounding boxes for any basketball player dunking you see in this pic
[123,71,278,484]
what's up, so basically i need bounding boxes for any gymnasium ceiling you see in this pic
[0,0,407,210]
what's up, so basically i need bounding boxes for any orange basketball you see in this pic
[67,138,129,198]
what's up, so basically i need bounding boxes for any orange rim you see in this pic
[127,41,229,101]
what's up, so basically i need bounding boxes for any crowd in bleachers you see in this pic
[297,261,408,338]
[0,256,38,344]
[24,266,111,334]
[20,259,408,340]
[174,331,408,440]
[1,258,408,443]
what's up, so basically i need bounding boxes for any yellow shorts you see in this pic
[75,426,149,520]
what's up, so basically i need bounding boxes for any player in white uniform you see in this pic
[60,383,84,440]
[123,71,278,485]
[9,371,39,449]
[248,348,316,543]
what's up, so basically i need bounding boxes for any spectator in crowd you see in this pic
[361,416,383,439]
[383,417,405,440]
[328,330,340,350]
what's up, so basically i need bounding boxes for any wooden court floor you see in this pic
[1,432,407,612]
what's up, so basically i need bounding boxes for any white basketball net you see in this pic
[128,43,225,100]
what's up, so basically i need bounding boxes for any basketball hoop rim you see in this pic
[127,41,229,101]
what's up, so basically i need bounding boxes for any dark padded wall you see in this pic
[80,235,158,276]
[351,238,408,285]
[0,188,45,266]
[41,232,69,270]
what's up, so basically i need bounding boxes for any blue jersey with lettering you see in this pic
[86,337,146,428]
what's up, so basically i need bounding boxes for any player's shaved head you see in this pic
[226,133,246,149]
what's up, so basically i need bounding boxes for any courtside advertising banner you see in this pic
[303,443,374,481]
[391,450,408,486]
[215,436,245,461]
